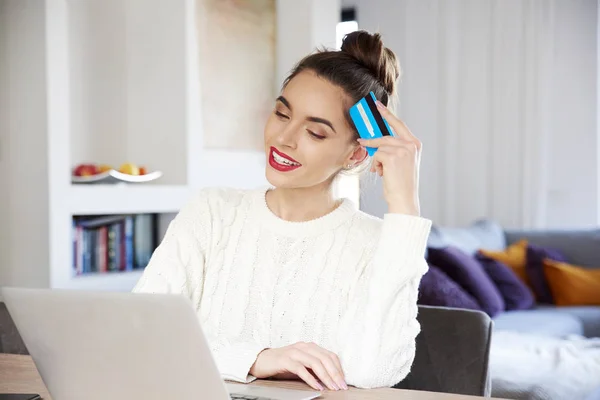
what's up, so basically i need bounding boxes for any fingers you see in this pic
[291,349,340,391]
[357,101,422,150]
[303,346,347,390]
[357,136,399,149]
[288,361,324,391]
[374,100,399,124]
[328,353,344,382]
[369,152,382,176]
[366,141,419,176]
[369,148,396,176]
[370,161,383,177]
[358,136,421,152]
[375,101,418,143]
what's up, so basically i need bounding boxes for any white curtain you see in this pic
[357,0,597,229]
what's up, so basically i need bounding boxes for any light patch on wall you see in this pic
[196,0,275,151]
[336,20,358,49]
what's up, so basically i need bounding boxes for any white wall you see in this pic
[276,0,340,92]
[546,0,598,228]
[349,0,598,229]
[0,0,8,286]
[68,0,127,170]
[0,0,51,288]
[68,0,188,185]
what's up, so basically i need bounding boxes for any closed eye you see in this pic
[275,111,289,119]
[308,130,326,140]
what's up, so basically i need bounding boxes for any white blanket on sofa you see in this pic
[490,331,600,400]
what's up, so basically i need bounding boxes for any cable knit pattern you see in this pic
[132,187,432,389]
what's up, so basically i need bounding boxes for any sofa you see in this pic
[426,219,600,338]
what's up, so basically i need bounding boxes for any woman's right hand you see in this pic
[249,342,348,391]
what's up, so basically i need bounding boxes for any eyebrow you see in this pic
[276,96,337,133]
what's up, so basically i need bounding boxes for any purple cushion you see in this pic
[475,252,535,311]
[526,244,567,304]
[427,246,505,317]
[418,264,482,311]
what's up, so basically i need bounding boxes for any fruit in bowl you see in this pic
[98,164,112,173]
[72,162,151,178]
[73,164,99,177]
[71,161,160,184]
[119,163,140,176]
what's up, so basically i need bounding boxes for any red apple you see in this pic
[73,164,99,177]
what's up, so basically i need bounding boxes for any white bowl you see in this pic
[71,169,163,184]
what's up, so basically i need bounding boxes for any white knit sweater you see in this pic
[132,187,432,389]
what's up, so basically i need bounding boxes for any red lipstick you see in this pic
[269,147,302,172]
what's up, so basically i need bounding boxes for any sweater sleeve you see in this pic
[131,191,208,306]
[131,189,266,383]
[336,213,432,389]
[203,331,268,383]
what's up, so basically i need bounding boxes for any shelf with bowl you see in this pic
[3,0,202,293]
[68,184,192,215]
[71,168,163,185]
[71,162,163,185]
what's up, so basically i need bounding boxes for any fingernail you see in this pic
[376,100,386,110]
[317,384,324,391]
[342,382,348,390]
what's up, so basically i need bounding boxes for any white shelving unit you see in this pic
[62,271,145,292]
[68,185,192,216]
[0,0,269,293]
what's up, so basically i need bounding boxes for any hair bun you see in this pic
[341,30,400,97]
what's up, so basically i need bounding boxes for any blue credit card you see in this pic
[349,91,394,156]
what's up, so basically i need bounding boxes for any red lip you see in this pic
[269,147,302,172]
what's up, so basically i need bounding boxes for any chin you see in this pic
[265,167,334,191]
[265,168,300,189]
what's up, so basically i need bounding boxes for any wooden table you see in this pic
[0,354,494,399]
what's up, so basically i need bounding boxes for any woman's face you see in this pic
[264,70,366,190]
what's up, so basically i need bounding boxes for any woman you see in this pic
[132,30,431,391]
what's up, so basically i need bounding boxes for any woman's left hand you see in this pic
[357,101,422,217]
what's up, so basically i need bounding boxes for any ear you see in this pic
[349,144,368,164]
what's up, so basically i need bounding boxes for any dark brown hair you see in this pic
[281,30,401,139]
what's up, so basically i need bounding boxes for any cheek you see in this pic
[302,140,348,172]
[264,114,279,142]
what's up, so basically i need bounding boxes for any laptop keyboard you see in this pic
[230,395,275,400]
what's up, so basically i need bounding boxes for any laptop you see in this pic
[1,287,321,400]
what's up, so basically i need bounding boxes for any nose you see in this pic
[275,121,300,149]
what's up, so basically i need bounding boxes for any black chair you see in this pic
[394,305,493,397]
[0,301,28,355]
